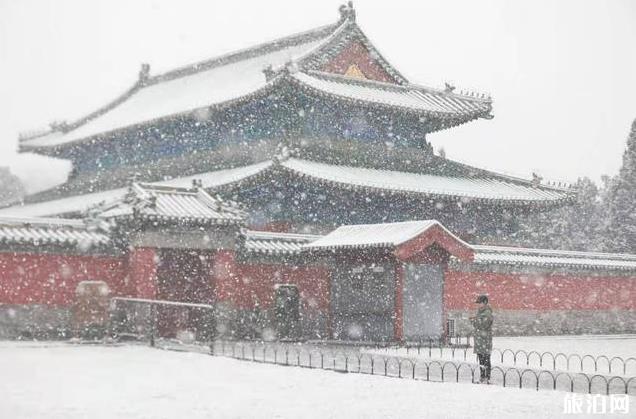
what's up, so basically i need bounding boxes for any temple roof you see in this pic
[291,71,491,122]
[0,216,109,249]
[95,183,246,225]
[0,157,572,218]
[19,4,491,153]
[242,230,322,255]
[279,158,568,203]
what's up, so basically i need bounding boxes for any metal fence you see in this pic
[107,298,635,396]
[375,339,636,376]
[208,340,636,396]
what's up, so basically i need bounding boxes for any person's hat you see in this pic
[475,294,489,304]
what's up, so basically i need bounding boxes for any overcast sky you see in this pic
[1,0,635,193]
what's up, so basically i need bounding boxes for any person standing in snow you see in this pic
[470,294,493,383]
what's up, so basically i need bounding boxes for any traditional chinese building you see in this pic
[0,208,634,340]
[1,4,633,342]
[5,3,572,243]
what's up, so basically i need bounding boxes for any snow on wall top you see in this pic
[242,230,322,254]
[0,216,109,248]
[303,220,442,249]
[471,245,636,271]
[254,225,636,272]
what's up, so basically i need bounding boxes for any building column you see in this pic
[394,263,404,342]
[129,247,158,299]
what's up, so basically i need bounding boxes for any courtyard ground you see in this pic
[364,334,636,377]
[1,341,633,419]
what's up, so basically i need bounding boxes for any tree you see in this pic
[603,118,636,252]
[511,177,604,251]
[0,167,25,206]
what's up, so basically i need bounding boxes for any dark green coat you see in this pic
[471,305,493,354]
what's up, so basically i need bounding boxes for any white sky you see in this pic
[1,0,635,193]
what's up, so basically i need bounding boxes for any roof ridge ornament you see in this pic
[138,63,151,85]
[49,120,70,133]
[262,64,276,82]
[531,172,543,188]
[273,143,292,163]
[338,1,356,23]
[285,60,299,74]
[191,179,203,190]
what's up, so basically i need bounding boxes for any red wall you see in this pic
[225,262,331,312]
[0,252,126,306]
[129,248,158,299]
[444,270,636,311]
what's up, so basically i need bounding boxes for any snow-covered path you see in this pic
[0,341,632,419]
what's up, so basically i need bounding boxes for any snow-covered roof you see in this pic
[471,245,636,272]
[0,156,571,218]
[242,230,322,254]
[16,13,344,150]
[279,158,569,203]
[0,162,269,218]
[21,39,326,149]
[304,220,450,250]
[241,225,636,271]
[291,71,491,120]
[19,5,490,152]
[0,216,109,249]
[97,183,246,225]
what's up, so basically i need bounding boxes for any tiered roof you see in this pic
[291,71,491,124]
[19,3,491,154]
[0,157,572,218]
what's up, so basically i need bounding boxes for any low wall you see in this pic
[447,309,636,336]
[0,251,127,338]
[444,269,636,335]
[0,252,127,305]
[0,304,71,339]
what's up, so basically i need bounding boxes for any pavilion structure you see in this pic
[3,4,629,343]
[5,2,572,243]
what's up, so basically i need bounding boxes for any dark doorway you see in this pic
[274,285,300,340]
[157,249,212,303]
[155,249,214,340]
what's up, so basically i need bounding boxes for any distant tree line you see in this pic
[0,167,25,207]
[512,118,636,253]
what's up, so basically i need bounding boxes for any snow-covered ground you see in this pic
[367,335,636,376]
[493,334,636,359]
[1,341,631,419]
